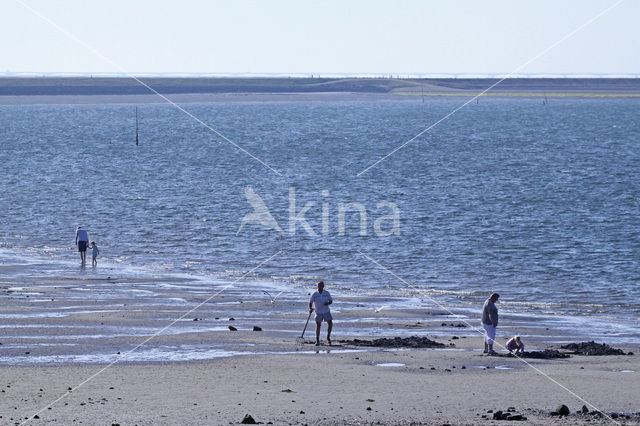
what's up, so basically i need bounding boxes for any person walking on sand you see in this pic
[90,241,100,267]
[309,281,333,346]
[482,292,499,355]
[75,226,89,265]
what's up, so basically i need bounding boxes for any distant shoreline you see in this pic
[1,77,640,103]
[2,91,638,107]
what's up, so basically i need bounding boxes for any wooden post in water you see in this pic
[135,107,139,146]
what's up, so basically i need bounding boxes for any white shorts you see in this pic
[315,312,332,323]
[482,323,496,345]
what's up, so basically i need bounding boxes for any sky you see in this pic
[1,0,639,76]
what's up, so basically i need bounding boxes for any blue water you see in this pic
[1,96,639,335]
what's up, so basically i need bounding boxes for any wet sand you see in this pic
[3,267,632,366]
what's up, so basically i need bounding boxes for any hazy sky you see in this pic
[1,0,638,75]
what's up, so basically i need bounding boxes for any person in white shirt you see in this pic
[75,226,89,265]
[309,281,333,346]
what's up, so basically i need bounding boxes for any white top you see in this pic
[310,290,332,314]
[76,229,88,242]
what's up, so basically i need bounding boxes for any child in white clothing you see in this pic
[506,335,524,354]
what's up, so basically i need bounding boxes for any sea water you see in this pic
[1,96,639,361]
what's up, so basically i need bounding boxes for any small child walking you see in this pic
[90,241,100,267]
[506,335,524,354]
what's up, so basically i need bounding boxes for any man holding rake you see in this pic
[309,281,333,346]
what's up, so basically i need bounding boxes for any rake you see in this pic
[296,310,313,345]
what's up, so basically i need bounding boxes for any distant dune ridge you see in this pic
[1,77,640,97]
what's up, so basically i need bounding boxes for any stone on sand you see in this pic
[241,413,257,424]
[555,404,570,416]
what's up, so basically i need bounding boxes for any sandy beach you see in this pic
[1,270,639,425]
[2,335,639,425]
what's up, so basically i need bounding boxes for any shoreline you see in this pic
[2,272,639,365]
[1,251,640,369]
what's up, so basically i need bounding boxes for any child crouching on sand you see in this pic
[506,335,524,354]
[90,241,100,267]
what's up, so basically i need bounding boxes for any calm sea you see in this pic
[1,96,639,343]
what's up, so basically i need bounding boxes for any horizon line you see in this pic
[2,72,640,79]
